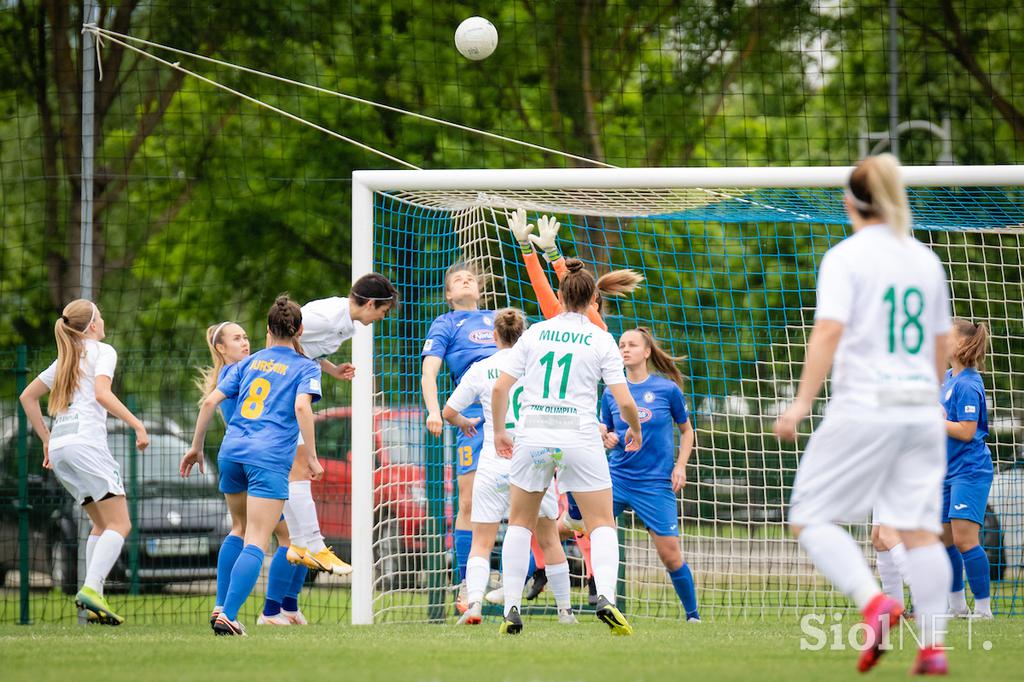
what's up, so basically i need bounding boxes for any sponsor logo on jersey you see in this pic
[643,391,655,404]
[637,407,654,423]
[954,503,969,511]
[944,389,953,401]
[309,379,321,392]
[456,319,466,328]
[964,405,977,414]
[422,339,434,352]
[469,329,495,344]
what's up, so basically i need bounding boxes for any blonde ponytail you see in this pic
[848,153,912,237]
[49,299,96,416]
[597,269,644,298]
[195,322,230,405]
[632,327,686,388]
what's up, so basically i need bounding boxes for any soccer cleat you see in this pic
[457,601,482,625]
[484,585,504,605]
[75,587,123,626]
[557,608,579,625]
[257,612,292,626]
[971,611,994,620]
[587,576,599,606]
[282,609,308,625]
[561,511,585,534]
[910,647,949,676]
[499,606,523,635]
[307,547,353,576]
[455,581,469,614]
[525,568,548,600]
[209,605,223,630]
[595,595,634,636]
[686,617,702,623]
[856,594,903,673]
[949,607,971,619]
[286,545,321,570]
[213,613,247,636]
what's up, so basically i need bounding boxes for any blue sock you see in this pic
[454,529,473,583]
[669,563,700,620]
[946,544,965,592]
[283,564,308,612]
[961,545,991,600]
[567,493,582,521]
[215,534,244,607]
[262,546,291,617]
[224,544,265,621]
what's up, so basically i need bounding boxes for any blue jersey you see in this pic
[218,363,238,424]
[421,310,497,385]
[941,368,993,480]
[601,374,689,483]
[217,346,322,475]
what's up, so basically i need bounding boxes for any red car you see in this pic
[311,407,451,586]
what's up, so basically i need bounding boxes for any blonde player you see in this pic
[774,154,953,675]
[442,308,576,626]
[492,259,643,636]
[284,273,399,575]
[19,299,150,625]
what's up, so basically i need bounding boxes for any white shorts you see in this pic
[789,413,945,534]
[510,436,611,494]
[49,442,125,506]
[471,460,559,524]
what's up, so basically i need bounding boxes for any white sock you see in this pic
[589,525,620,605]
[974,597,992,616]
[287,480,325,553]
[86,534,99,572]
[888,542,910,584]
[905,542,951,648]
[501,525,532,617]
[465,555,490,605]
[876,550,904,603]
[83,530,125,595]
[546,561,572,611]
[949,589,968,613]
[798,524,880,610]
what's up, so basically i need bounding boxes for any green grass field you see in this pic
[2,611,1020,681]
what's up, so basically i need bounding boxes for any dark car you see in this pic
[0,416,229,593]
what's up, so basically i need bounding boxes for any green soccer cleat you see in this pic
[499,606,523,635]
[75,587,124,626]
[595,595,633,636]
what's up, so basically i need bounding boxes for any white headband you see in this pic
[211,320,232,345]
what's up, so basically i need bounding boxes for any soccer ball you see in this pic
[455,16,498,61]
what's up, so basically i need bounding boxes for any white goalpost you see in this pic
[350,165,1024,625]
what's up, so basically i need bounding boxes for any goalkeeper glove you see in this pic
[529,215,562,262]
[508,208,535,254]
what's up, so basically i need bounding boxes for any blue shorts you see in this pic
[612,478,679,537]
[219,458,289,500]
[942,474,993,526]
[454,403,484,476]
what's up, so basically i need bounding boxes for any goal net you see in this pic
[349,167,1024,624]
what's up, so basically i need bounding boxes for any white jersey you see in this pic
[500,312,625,444]
[815,225,952,414]
[445,349,524,467]
[300,296,359,359]
[38,339,118,451]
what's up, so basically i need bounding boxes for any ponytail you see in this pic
[597,269,644,298]
[632,327,686,388]
[49,299,96,416]
[195,322,231,405]
[952,318,989,372]
[847,153,912,237]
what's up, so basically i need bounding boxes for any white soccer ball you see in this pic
[455,16,498,61]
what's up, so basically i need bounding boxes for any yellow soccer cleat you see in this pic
[75,587,124,626]
[286,545,323,571]
[307,546,353,576]
[595,595,633,636]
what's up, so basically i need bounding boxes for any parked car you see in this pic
[311,406,451,588]
[0,416,229,593]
